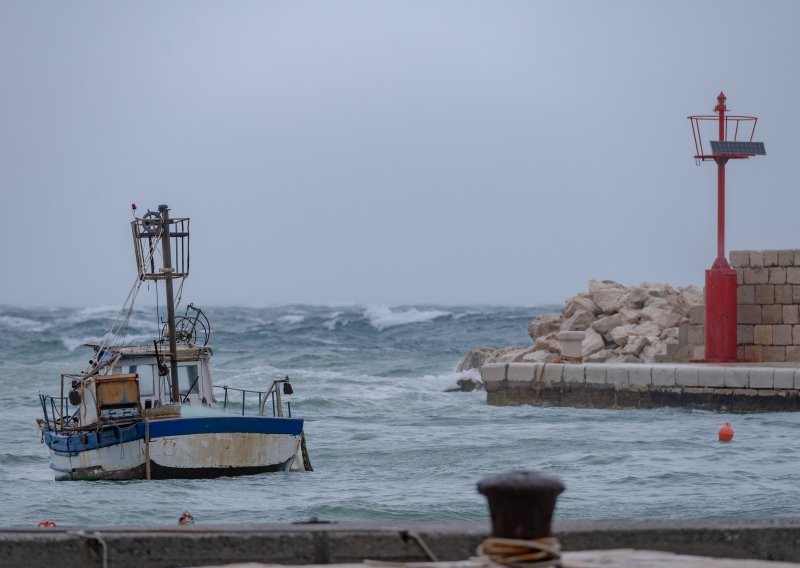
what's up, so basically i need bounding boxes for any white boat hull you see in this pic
[45,416,304,480]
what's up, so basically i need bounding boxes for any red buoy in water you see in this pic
[719,422,734,442]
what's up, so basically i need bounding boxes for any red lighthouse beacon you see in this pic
[689,93,766,362]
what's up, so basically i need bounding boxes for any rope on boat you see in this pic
[301,432,313,472]
[85,229,162,379]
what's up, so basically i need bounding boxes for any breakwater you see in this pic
[482,362,800,411]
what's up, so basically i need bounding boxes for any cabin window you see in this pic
[178,365,200,395]
[126,365,154,396]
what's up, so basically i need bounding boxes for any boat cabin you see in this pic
[105,344,215,409]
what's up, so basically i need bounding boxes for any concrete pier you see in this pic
[482,362,800,411]
[3,518,800,567]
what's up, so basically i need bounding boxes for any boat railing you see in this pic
[213,377,294,418]
[38,393,77,432]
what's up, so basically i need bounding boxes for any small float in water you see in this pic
[37,204,311,480]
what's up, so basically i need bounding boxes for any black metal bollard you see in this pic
[477,470,565,540]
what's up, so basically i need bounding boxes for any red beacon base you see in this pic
[703,257,739,362]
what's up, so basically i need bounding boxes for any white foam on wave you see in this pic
[278,314,306,325]
[60,332,155,352]
[0,315,49,332]
[414,369,480,391]
[60,337,87,352]
[363,305,451,331]
[323,312,347,331]
[65,305,122,324]
[453,310,483,320]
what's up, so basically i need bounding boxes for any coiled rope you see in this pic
[364,534,562,568]
[476,537,561,568]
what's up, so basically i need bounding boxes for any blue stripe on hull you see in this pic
[45,415,303,455]
[146,416,303,438]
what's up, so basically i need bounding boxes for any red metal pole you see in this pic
[704,91,738,362]
[716,91,727,264]
[717,160,725,261]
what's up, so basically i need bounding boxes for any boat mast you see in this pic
[159,204,181,402]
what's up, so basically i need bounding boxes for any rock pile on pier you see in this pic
[458,280,703,371]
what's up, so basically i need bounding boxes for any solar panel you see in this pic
[710,140,766,155]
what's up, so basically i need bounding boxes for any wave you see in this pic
[0,315,50,332]
[363,306,451,331]
[60,337,88,352]
[278,314,306,325]
[60,332,161,352]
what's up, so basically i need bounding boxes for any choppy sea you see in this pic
[1,303,799,527]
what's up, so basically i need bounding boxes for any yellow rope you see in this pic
[476,537,561,568]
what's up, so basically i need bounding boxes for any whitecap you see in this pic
[67,305,122,323]
[60,337,86,352]
[453,310,483,320]
[363,306,451,331]
[278,314,306,325]
[0,315,49,332]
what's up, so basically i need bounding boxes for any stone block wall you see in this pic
[673,249,800,362]
[731,249,800,362]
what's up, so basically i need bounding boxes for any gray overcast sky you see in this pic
[1,1,798,307]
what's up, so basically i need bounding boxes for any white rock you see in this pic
[585,349,614,363]
[640,346,656,362]
[650,337,669,355]
[622,287,648,309]
[648,293,689,316]
[606,353,641,363]
[640,338,668,363]
[562,293,600,319]
[631,321,663,337]
[619,307,641,324]
[680,285,704,307]
[592,313,621,336]
[609,324,636,347]
[622,335,651,356]
[660,327,679,342]
[534,332,560,353]
[485,347,530,364]
[589,279,628,314]
[582,327,605,357]
[639,281,673,299]
[560,308,596,332]
[461,279,701,372]
[527,312,562,340]
[640,306,684,330]
[609,321,662,347]
[521,349,560,363]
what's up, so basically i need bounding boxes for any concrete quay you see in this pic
[3,518,800,567]
[481,362,800,411]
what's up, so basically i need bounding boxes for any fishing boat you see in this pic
[37,204,311,480]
